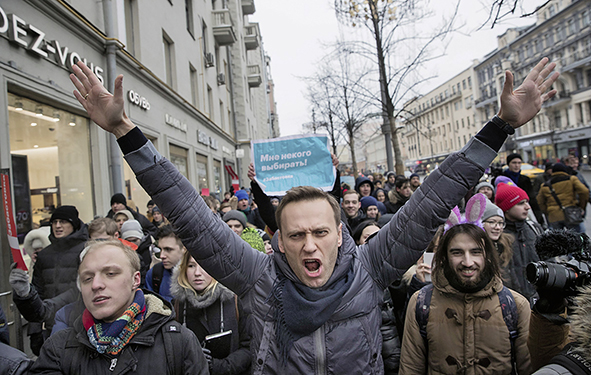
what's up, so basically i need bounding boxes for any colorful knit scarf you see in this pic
[83,289,146,355]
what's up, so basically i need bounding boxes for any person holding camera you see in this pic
[537,162,589,233]
[527,230,591,373]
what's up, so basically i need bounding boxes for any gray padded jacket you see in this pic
[123,133,497,375]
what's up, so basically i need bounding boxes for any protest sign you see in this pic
[251,134,335,195]
[1,169,27,270]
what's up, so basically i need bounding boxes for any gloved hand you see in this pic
[9,263,30,297]
[202,347,213,369]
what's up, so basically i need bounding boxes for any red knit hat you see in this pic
[494,183,528,212]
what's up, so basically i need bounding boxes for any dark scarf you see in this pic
[267,250,355,364]
[505,170,521,185]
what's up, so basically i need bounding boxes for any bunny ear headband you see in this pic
[444,193,487,233]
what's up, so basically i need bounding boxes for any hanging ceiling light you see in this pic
[35,105,43,117]
[14,98,23,111]
[30,122,37,127]
[52,110,60,122]
[69,116,76,126]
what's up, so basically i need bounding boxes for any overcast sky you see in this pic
[251,0,543,137]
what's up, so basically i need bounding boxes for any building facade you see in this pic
[0,0,276,346]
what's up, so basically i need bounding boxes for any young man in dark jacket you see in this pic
[29,240,207,374]
[69,57,559,374]
[11,205,88,355]
[500,153,545,224]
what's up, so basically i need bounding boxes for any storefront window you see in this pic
[8,93,94,228]
[123,136,158,216]
[196,153,209,195]
[170,144,188,179]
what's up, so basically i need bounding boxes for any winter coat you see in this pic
[355,175,375,196]
[28,292,208,375]
[500,170,545,224]
[136,233,154,288]
[503,219,542,307]
[536,171,589,223]
[171,267,251,375]
[381,289,401,374]
[400,269,531,375]
[385,189,409,214]
[0,343,32,375]
[121,127,497,375]
[31,222,87,301]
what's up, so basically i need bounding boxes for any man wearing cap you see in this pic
[383,171,396,193]
[355,176,374,197]
[235,189,266,230]
[409,173,421,192]
[10,205,88,355]
[107,193,157,236]
[223,210,247,236]
[499,153,544,224]
[495,183,542,306]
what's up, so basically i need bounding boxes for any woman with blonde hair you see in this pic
[171,251,251,375]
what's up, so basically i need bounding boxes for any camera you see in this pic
[526,258,591,294]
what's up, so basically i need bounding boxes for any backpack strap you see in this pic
[415,284,434,347]
[162,320,184,375]
[151,262,165,294]
[498,286,519,375]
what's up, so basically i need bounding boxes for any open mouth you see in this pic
[304,260,321,275]
[461,269,476,277]
[93,296,109,303]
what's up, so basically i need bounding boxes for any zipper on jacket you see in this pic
[313,326,326,375]
[109,358,117,371]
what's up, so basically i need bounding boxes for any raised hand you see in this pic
[69,61,135,138]
[498,57,559,129]
[248,163,256,181]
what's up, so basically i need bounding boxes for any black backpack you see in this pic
[151,262,165,294]
[415,283,519,374]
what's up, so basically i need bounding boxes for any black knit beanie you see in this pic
[110,193,127,206]
[50,205,80,231]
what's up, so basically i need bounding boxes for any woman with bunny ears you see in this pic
[400,194,532,374]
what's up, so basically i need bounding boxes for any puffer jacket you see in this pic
[171,267,251,375]
[121,126,499,374]
[537,171,589,223]
[504,219,542,306]
[28,292,208,375]
[31,222,88,301]
[400,268,531,374]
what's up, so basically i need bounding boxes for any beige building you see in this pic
[474,0,591,164]
[400,65,477,172]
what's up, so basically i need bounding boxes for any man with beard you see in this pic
[400,223,531,374]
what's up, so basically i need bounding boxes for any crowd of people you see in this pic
[3,57,591,374]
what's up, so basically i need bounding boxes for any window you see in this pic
[535,38,543,53]
[219,100,224,128]
[8,93,94,226]
[549,4,556,17]
[124,0,138,55]
[583,10,591,28]
[196,153,209,195]
[202,20,208,55]
[467,77,472,89]
[457,83,461,93]
[461,118,465,128]
[170,145,188,179]
[186,0,194,37]
[467,116,470,127]
[568,18,577,36]
[162,31,175,87]
[190,63,198,107]
[213,160,222,199]
[462,80,466,90]
[546,33,554,48]
[527,44,533,57]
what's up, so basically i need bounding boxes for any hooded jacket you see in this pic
[107,206,158,237]
[171,267,251,375]
[503,219,542,306]
[29,292,208,375]
[355,176,375,196]
[385,189,410,215]
[536,171,589,223]
[119,124,502,374]
[400,266,531,375]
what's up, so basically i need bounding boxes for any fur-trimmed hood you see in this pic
[170,265,234,309]
[570,286,591,355]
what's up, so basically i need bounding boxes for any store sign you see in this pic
[0,5,104,84]
[128,90,150,110]
[222,146,231,155]
[198,129,218,150]
[165,113,187,132]
[532,138,550,146]
[518,141,532,148]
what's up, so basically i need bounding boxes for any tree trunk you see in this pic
[389,116,405,174]
[349,130,358,179]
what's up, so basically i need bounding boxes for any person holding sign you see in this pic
[171,251,251,375]
[69,57,558,373]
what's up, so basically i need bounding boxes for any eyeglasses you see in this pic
[483,220,506,229]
